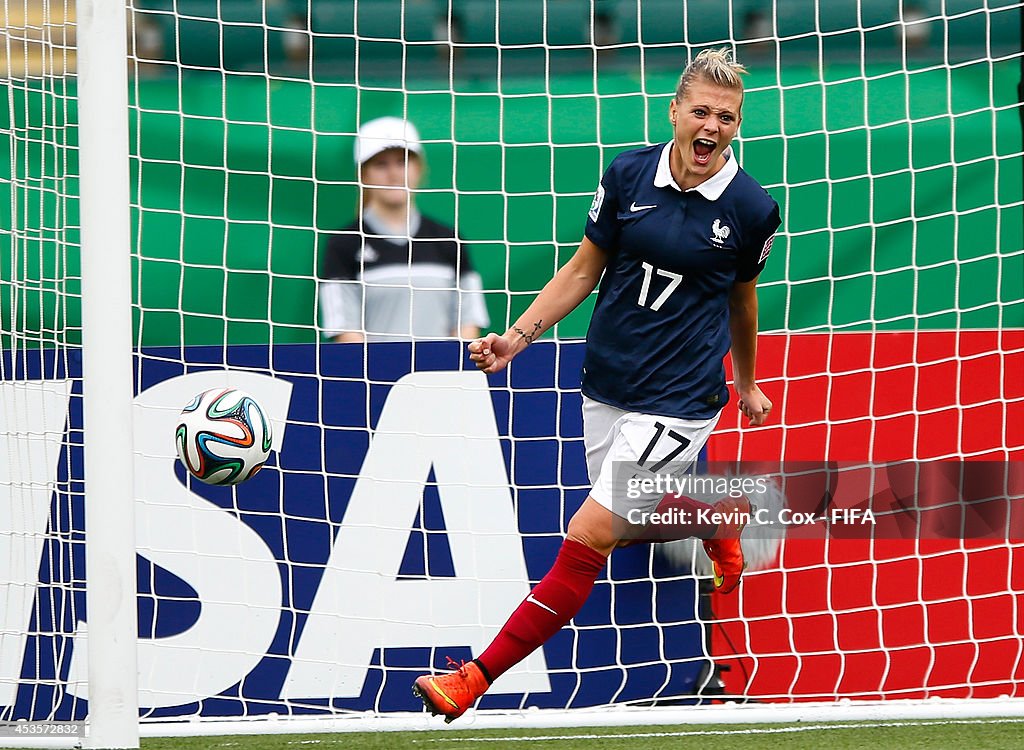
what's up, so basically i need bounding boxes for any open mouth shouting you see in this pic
[693,138,717,167]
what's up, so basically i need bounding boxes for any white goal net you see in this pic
[1,0,1022,740]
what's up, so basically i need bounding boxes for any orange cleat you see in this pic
[702,496,752,594]
[413,657,490,724]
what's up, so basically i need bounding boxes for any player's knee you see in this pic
[565,498,621,555]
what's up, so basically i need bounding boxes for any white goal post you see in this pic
[76,0,139,748]
[0,0,1022,744]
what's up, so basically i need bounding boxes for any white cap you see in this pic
[354,116,424,165]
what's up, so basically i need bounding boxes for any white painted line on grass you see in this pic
[413,717,1024,743]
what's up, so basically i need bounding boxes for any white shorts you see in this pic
[583,396,719,519]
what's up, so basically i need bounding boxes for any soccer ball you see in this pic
[175,388,272,485]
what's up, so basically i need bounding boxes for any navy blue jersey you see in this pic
[582,142,781,419]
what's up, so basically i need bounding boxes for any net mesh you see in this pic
[0,0,86,726]
[0,0,1021,730]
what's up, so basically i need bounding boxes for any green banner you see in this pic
[2,63,1021,347]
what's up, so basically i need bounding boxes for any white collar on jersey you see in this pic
[653,141,739,200]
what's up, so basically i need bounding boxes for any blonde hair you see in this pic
[675,47,748,102]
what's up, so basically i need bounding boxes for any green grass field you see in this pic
[137,719,1024,750]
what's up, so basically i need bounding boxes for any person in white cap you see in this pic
[319,116,490,343]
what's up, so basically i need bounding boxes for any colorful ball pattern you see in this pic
[174,388,272,485]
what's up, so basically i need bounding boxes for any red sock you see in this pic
[477,538,607,681]
[620,494,719,546]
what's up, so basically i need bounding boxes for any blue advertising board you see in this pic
[0,342,708,721]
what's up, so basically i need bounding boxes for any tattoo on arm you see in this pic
[513,320,543,345]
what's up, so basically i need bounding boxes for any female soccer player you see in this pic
[414,48,781,722]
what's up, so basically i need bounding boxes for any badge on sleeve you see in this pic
[588,183,605,223]
[759,235,775,263]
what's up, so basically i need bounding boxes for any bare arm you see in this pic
[334,331,365,343]
[469,237,608,373]
[729,278,772,426]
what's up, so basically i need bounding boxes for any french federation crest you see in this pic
[711,219,731,245]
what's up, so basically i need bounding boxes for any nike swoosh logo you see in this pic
[630,202,657,212]
[526,593,558,615]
